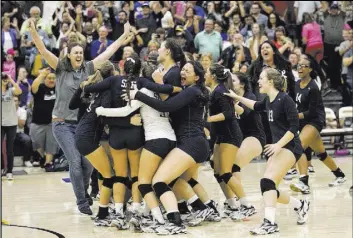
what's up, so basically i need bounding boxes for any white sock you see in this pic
[143,203,151,216]
[204,200,211,205]
[300,175,307,178]
[187,195,198,205]
[115,203,124,214]
[99,203,108,208]
[290,196,302,209]
[264,207,276,224]
[177,200,185,204]
[151,207,165,224]
[239,197,250,207]
[132,202,141,212]
[227,197,238,207]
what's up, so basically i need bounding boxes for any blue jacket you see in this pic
[2,29,17,50]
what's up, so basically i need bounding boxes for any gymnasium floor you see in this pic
[2,157,352,238]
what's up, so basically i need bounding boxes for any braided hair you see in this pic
[124,52,141,105]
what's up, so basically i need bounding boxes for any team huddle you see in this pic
[28,21,347,236]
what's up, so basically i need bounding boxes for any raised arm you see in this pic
[29,19,59,70]
[224,89,260,111]
[92,22,130,71]
[96,99,142,117]
[32,68,50,94]
[134,86,199,112]
[83,76,115,93]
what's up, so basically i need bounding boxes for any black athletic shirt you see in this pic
[163,66,181,87]
[295,79,325,128]
[237,91,265,140]
[135,85,205,139]
[254,92,302,154]
[32,84,56,124]
[209,83,236,135]
[84,76,174,127]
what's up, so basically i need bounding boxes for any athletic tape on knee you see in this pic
[153,182,171,199]
[232,164,241,173]
[131,176,138,184]
[214,174,222,183]
[169,178,178,188]
[260,178,277,195]
[113,176,127,185]
[138,184,153,198]
[102,177,114,189]
[220,173,232,184]
[318,151,328,161]
[188,178,199,188]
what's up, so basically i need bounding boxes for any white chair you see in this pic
[339,106,353,128]
[325,107,337,121]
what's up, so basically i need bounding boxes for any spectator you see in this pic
[20,6,52,36]
[273,26,294,58]
[136,2,161,48]
[224,2,246,26]
[119,46,135,75]
[90,26,113,59]
[323,3,346,89]
[246,23,268,61]
[182,7,200,37]
[289,52,300,81]
[214,21,227,41]
[13,95,33,167]
[200,53,213,71]
[294,1,321,47]
[2,49,16,80]
[186,1,206,19]
[2,16,20,54]
[240,15,256,41]
[265,13,285,41]
[1,72,22,180]
[302,12,324,63]
[140,40,160,63]
[170,25,195,53]
[338,28,353,85]
[30,68,58,170]
[55,19,76,50]
[221,33,251,70]
[16,66,33,107]
[250,3,268,27]
[230,12,245,33]
[342,39,353,90]
[206,2,223,23]
[194,18,223,63]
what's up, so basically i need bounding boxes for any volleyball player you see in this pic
[123,61,212,235]
[225,68,309,235]
[290,55,346,194]
[224,72,266,220]
[71,61,131,227]
[204,64,246,219]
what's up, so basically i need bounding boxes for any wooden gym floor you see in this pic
[2,157,352,238]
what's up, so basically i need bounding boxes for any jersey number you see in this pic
[296,93,302,104]
[268,110,274,122]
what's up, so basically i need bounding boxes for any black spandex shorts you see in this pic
[144,138,176,158]
[109,126,144,150]
[243,133,266,149]
[75,114,104,156]
[299,122,324,133]
[284,143,303,162]
[178,136,210,163]
[214,119,243,147]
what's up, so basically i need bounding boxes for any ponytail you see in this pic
[123,53,142,106]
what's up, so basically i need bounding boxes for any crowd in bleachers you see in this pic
[1,1,353,176]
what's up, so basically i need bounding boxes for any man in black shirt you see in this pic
[30,69,58,170]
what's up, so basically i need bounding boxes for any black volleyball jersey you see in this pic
[209,83,236,135]
[254,92,302,153]
[295,79,325,126]
[237,91,265,139]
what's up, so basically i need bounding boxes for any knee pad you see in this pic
[102,177,114,189]
[97,172,104,181]
[214,174,222,183]
[153,182,171,199]
[188,178,199,188]
[220,173,232,184]
[260,178,277,195]
[232,164,241,173]
[131,176,138,185]
[318,151,328,161]
[113,176,127,185]
[138,184,153,198]
[168,178,178,188]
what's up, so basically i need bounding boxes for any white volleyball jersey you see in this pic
[96,88,176,141]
